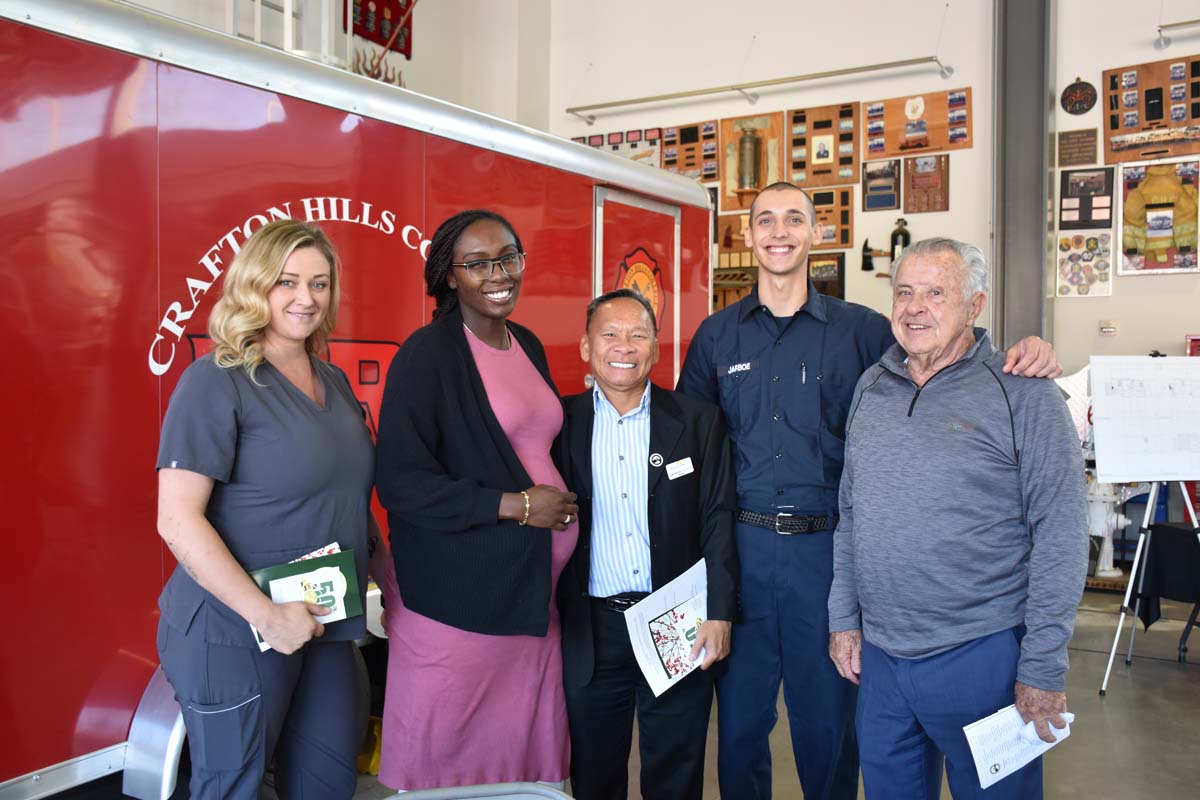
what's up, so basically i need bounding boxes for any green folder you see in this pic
[249,549,363,619]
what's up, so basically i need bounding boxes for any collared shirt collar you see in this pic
[593,380,652,419]
[737,279,829,324]
[881,327,994,377]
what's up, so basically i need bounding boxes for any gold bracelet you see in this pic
[518,490,531,526]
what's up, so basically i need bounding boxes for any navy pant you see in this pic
[716,523,858,800]
[565,599,714,800]
[157,617,365,800]
[857,628,1043,800]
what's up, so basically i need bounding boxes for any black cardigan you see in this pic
[375,307,559,636]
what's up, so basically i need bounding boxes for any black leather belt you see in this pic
[736,509,837,535]
[591,592,650,612]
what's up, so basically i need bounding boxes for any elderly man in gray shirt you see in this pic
[827,238,1087,800]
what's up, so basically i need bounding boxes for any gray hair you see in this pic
[892,237,989,299]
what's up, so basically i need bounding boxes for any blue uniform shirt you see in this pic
[676,282,894,515]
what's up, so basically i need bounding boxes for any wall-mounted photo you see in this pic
[808,252,846,299]
[812,134,834,165]
[1117,157,1200,275]
[862,159,901,211]
[1059,166,1115,231]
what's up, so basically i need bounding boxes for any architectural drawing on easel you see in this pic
[1090,356,1200,483]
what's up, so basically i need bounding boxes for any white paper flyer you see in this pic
[623,559,708,697]
[963,704,1073,789]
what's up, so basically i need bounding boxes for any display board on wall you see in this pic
[1056,231,1113,297]
[661,121,719,182]
[863,87,973,159]
[1117,157,1200,275]
[720,112,785,214]
[810,187,854,249]
[1059,167,1114,229]
[809,252,845,299]
[903,154,949,213]
[572,128,662,167]
[787,103,859,187]
[1102,53,1200,164]
[862,159,901,210]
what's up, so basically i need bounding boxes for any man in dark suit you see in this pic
[557,288,738,800]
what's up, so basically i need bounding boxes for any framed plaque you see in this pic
[862,159,901,211]
[786,102,860,188]
[903,154,950,213]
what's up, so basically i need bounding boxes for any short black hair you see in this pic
[585,288,657,334]
[424,209,524,320]
[750,181,816,220]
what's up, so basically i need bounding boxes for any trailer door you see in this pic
[593,188,681,387]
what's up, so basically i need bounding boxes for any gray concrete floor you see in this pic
[354,590,1200,799]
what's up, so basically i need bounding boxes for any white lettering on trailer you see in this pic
[148,198,429,375]
[299,197,396,233]
[400,224,430,258]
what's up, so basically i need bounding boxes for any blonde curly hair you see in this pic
[208,219,340,381]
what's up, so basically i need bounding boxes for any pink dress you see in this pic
[378,329,578,790]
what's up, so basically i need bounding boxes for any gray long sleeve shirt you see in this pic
[828,330,1087,691]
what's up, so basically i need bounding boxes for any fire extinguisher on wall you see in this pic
[890,218,911,261]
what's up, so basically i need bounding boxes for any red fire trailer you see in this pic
[0,1,712,796]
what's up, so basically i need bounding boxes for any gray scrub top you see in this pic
[156,354,374,647]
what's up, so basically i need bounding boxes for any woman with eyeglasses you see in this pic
[374,209,579,791]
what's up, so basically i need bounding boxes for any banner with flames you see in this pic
[346,0,413,59]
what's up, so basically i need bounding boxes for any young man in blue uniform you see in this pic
[676,182,1061,800]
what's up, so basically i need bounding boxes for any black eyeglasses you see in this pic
[451,252,526,278]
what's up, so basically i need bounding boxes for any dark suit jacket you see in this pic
[556,382,738,688]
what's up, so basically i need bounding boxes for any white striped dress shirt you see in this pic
[588,382,653,597]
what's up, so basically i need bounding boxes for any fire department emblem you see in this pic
[1060,78,1097,115]
[616,247,664,325]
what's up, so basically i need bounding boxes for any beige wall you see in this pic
[1052,0,1200,372]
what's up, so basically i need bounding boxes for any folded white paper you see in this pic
[963,705,1074,789]
[623,559,708,697]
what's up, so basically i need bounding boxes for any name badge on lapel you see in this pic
[666,457,694,480]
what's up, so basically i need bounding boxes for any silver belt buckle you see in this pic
[609,596,637,612]
[775,512,793,534]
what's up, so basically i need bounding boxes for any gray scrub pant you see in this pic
[157,617,365,800]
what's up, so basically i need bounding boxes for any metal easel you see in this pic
[1099,480,1200,695]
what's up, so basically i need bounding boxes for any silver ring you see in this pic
[564,513,572,524]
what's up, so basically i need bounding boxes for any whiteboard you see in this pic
[1090,356,1200,482]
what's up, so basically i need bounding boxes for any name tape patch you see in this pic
[719,359,758,377]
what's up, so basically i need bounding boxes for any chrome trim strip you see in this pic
[673,216,682,384]
[593,188,680,219]
[707,206,715,319]
[593,188,607,300]
[0,745,126,800]
[0,0,709,210]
